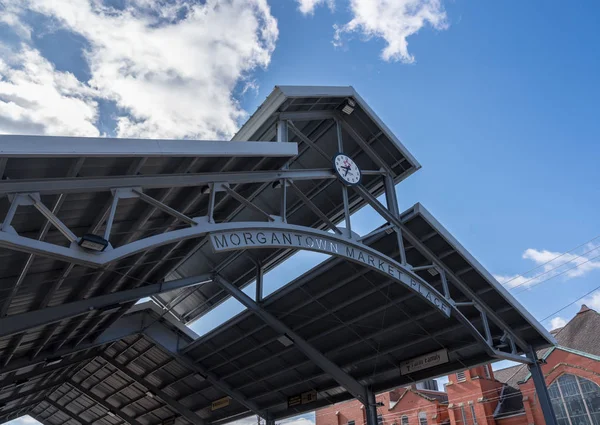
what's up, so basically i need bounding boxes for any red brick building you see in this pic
[315,305,600,425]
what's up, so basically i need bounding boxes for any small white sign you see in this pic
[400,349,449,375]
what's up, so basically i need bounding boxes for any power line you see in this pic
[500,234,600,287]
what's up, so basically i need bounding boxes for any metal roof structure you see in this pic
[0,86,557,425]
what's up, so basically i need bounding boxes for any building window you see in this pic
[548,374,600,425]
[418,412,428,425]
[456,371,467,382]
[401,416,409,425]
[460,406,468,425]
[484,365,491,379]
[348,421,355,425]
[377,415,384,425]
[469,404,478,425]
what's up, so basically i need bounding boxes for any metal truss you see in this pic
[214,275,369,403]
[0,273,212,339]
[100,355,205,425]
[68,380,143,425]
[352,184,533,364]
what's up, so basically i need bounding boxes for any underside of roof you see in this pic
[0,86,555,425]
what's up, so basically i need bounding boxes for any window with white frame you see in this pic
[377,415,384,425]
[401,416,409,425]
[348,421,355,425]
[460,406,468,425]
[484,365,491,379]
[418,412,428,425]
[548,374,600,425]
[456,371,467,382]
[470,404,478,425]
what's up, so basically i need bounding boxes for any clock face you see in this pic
[333,153,362,186]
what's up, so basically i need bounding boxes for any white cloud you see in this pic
[296,0,335,15]
[494,242,600,290]
[0,44,100,136]
[549,316,566,330]
[583,291,600,311]
[331,0,448,63]
[6,0,278,139]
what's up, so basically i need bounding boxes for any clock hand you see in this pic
[341,165,351,176]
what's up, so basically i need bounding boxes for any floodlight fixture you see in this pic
[78,234,109,252]
[277,334,294,347]
[342,99,356,115]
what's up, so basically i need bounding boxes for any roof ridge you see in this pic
[496,364,526,385]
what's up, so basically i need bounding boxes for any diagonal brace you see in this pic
[288,181,342,234]
[132,188,197,226]
[221,185,275,222]
[214,275,368,403]
[352,184,530,352]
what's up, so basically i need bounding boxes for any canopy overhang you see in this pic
[0,86,555,425]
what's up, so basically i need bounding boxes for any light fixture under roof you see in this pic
[277,334,294,347]
[44,357,63,367]
[428,268,439,276]
[342,98,356,115]
[146,391,155,398]
[107,411,116,417]
[78,234,109,252]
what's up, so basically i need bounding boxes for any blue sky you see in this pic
[1,1,600,424]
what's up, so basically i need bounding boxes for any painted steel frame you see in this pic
[0,86,557,425]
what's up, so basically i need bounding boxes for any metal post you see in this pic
[528,349,558,425]
[364,389,378,425]
[384,175,407,265]
[1,195,20,232]
[208,183,216,223]
[277,120,288,143]
[266,419,275,425]
[336,119,352,234]
[104,193,119,241]
[256,262,263,303]
[280,179,287,222]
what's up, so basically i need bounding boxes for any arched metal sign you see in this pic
[209,227,452,317]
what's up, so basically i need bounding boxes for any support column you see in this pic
[364,389,378,425]
[528,349,558,425]
[266,418,276,425]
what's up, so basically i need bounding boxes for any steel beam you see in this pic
[0,274,211,339]
[0,380,67,405]
[287,121,330,161]
[0,308,152,374]
[0,352,96,391]
[68,380,143,425]
[0,136,298,158]
[43,399,93,425]
[288,182,342,234]
[132,188,197,226]
[0,169,335,195]
[278,110,338,121]
[339,116,395,177]
[141,319,267,419]
[101,355,205,425]
[352,184,530,351]
[222,186,275,222]
[364,389,378,425]
[528,349,558,425]
[0,399,43,423]
[214,276,368,403]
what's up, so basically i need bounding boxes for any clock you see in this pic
[333,153,362,186]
